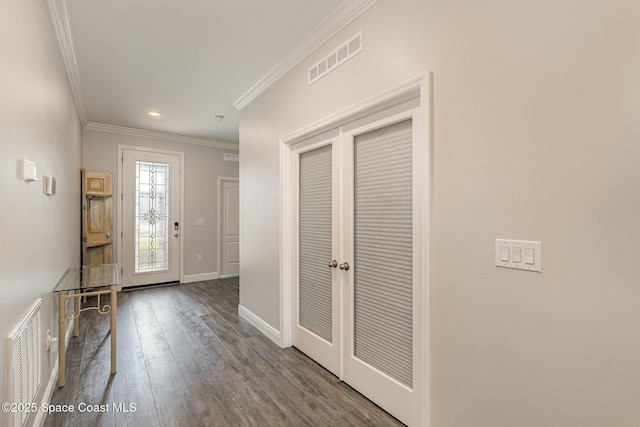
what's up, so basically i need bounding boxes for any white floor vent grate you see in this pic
[6,298,42,427]
[308,31,363,85]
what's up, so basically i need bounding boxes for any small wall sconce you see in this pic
[19,159,38,182]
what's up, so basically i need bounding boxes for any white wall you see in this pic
[0,0,82,417]
[239,0,640,425]
[83,129,239,280]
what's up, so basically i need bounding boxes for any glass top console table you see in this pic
[53,264,120,387]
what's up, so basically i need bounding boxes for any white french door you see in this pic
[291,109,426,426]
[121,148,182,287]
[292,140,341,375]
[341,116,420,424]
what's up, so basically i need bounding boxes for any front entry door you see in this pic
[121,149,182,287]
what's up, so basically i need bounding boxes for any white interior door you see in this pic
[291,112,424,426]
[121,149,182,287]
[220,179,239,277]
[341,117,420,425]
[284,78,431,426]
[291,140,341,375]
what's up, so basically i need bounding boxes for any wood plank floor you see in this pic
[44,278,404,427]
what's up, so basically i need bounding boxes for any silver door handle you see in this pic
[328,260,338,268]
[339,262,350,271]
[105,233,111,238]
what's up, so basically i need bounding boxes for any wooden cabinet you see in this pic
[82,169,113,266]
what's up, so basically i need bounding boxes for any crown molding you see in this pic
[50,0,377,122]
[233,0,378,111]
[85,122,239,150]
[48,0,88,126]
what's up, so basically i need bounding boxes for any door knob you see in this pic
[328,260,338,268]
[339,262,350,271]
[105,233,111,238]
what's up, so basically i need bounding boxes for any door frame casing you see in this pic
[117,145,185,284]
[279,74,433,427]
[217,176,240,278]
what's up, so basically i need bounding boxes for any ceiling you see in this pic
[52,0,374,145]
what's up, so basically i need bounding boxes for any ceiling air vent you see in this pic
[308,31,363,85]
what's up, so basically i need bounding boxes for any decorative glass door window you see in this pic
[135,161,170,273]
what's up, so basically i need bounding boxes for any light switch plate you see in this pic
[495,239,542,272]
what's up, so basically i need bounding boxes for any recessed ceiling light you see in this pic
[213,115,225,122]
[148,111,162,117]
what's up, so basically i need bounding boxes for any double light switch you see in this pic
[495,239,542,272]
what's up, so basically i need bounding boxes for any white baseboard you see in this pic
[238,304,282,347]
[182,272,219,283]
[35,319,74,427]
